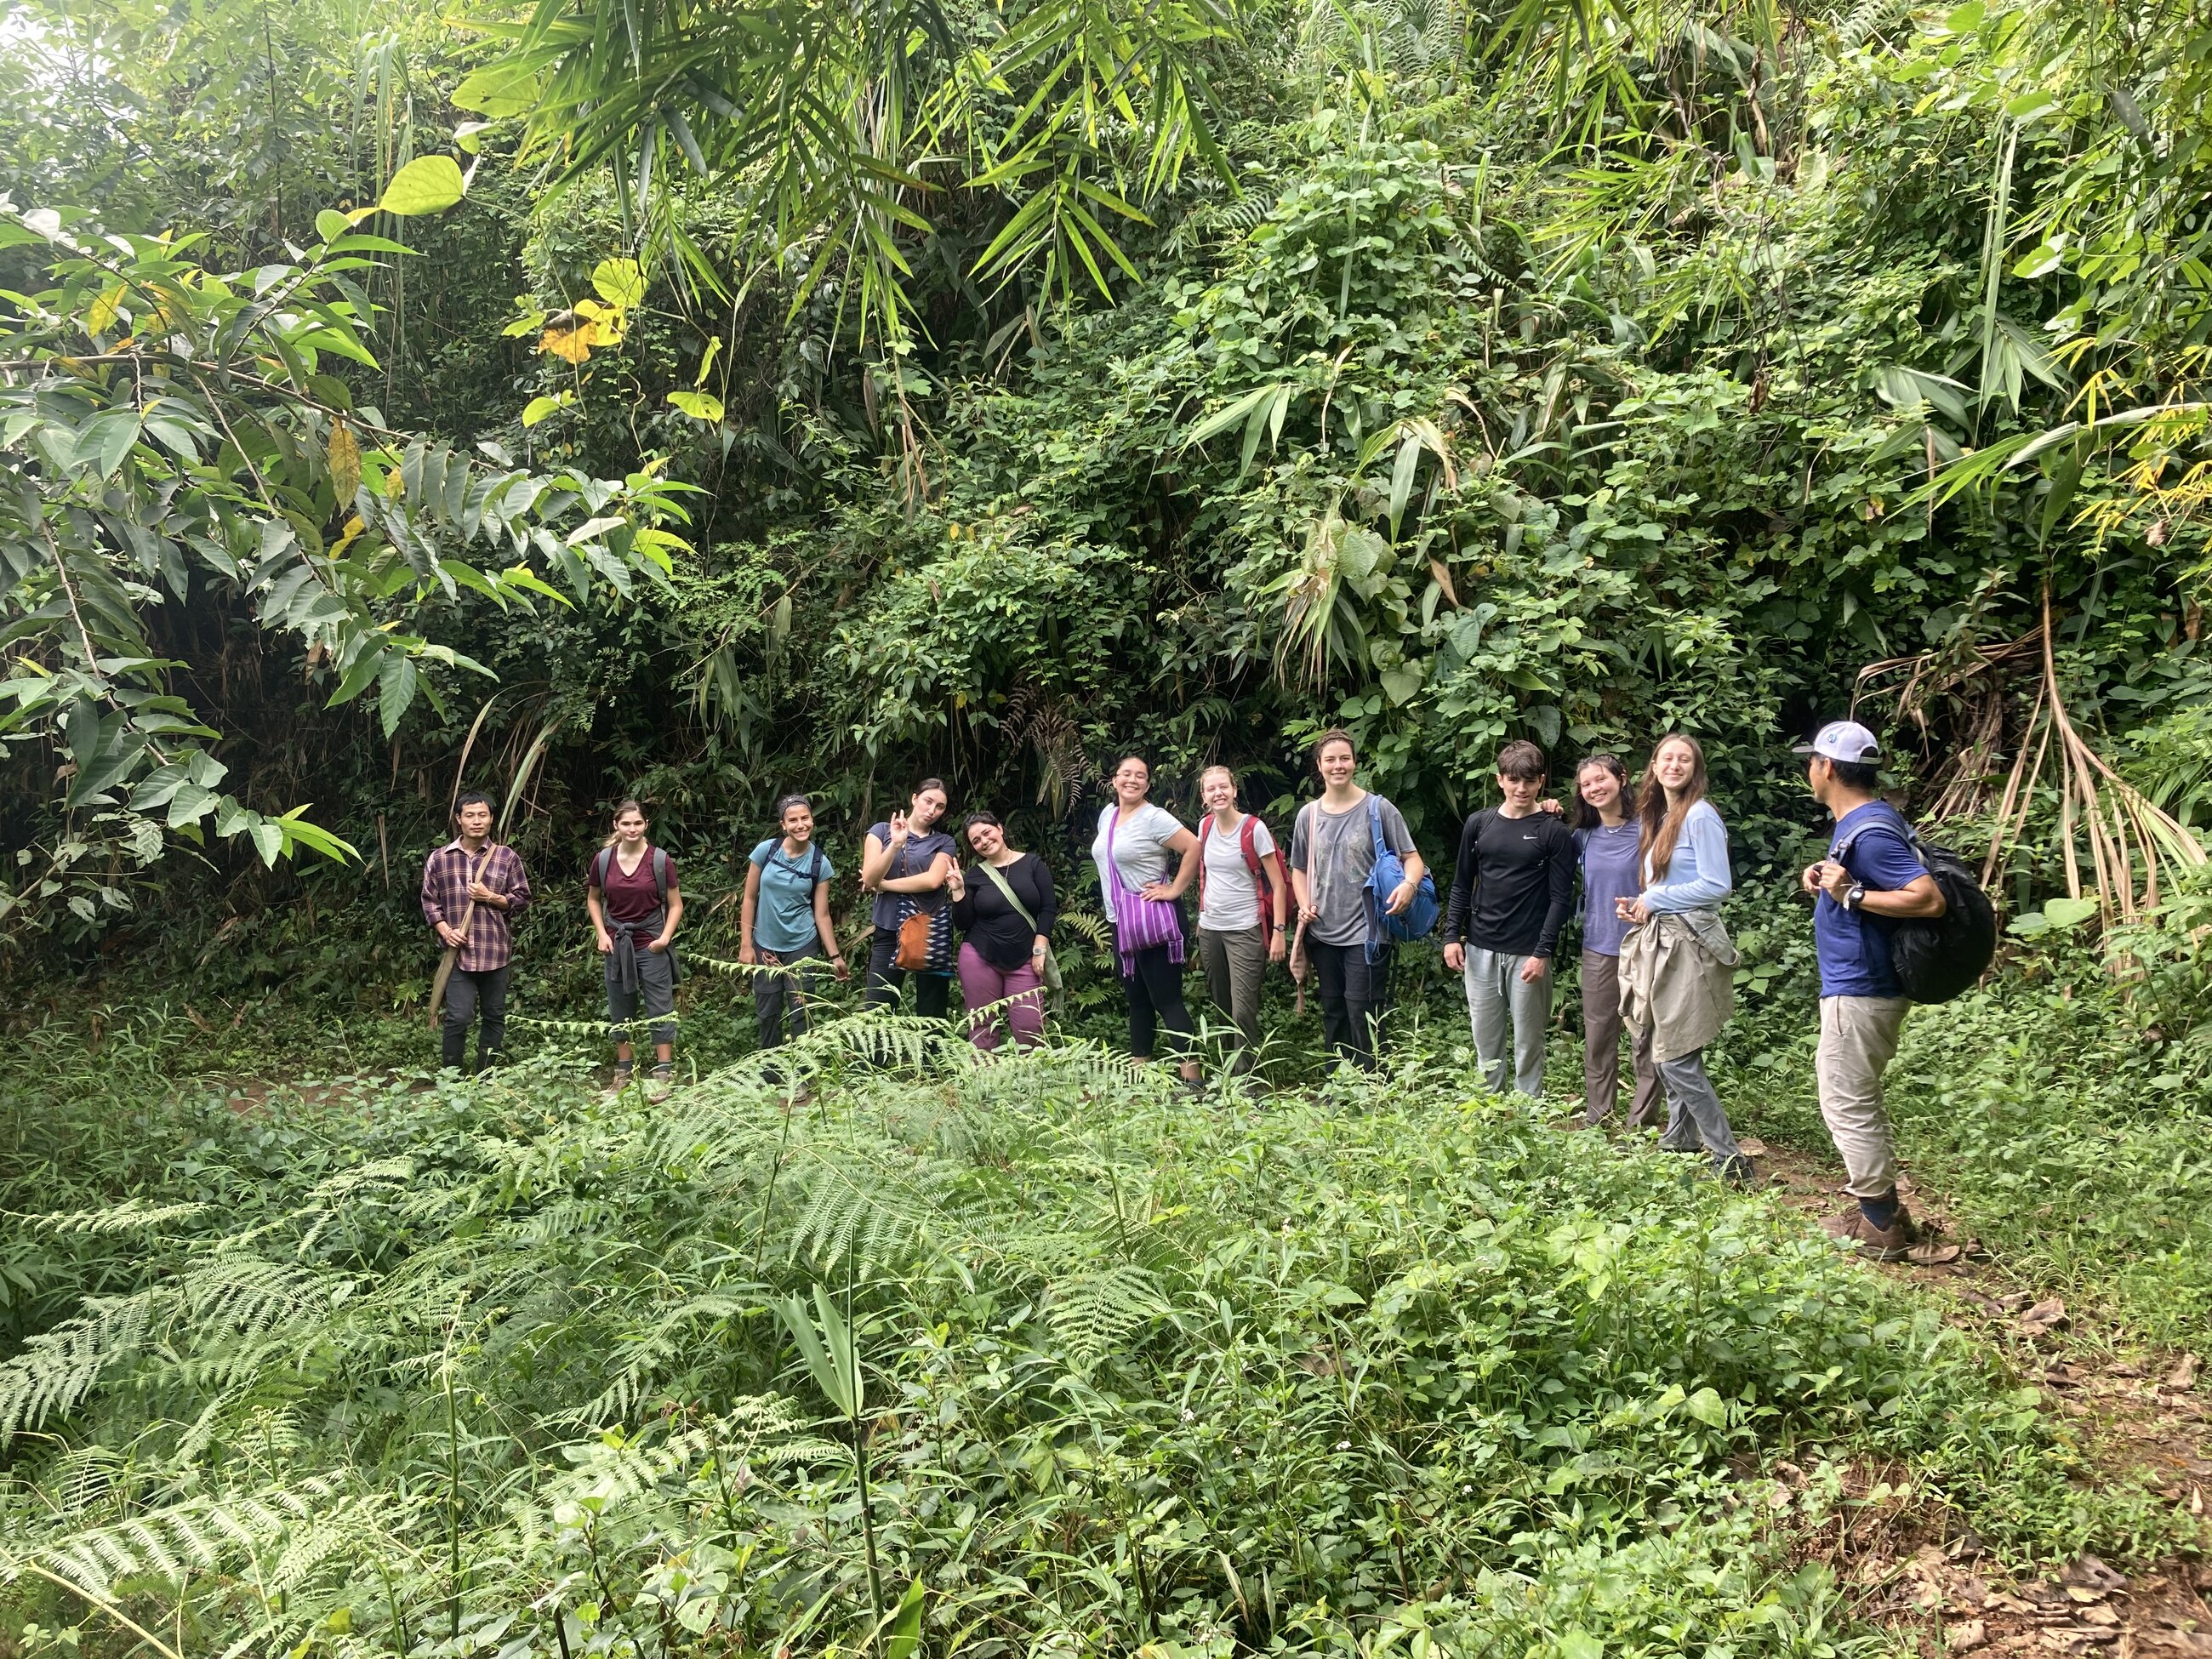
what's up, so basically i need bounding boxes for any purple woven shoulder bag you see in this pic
[1104,808,1184,977]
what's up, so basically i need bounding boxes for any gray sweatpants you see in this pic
[1199,925,1267,1072]
[1462,946,1552,1098]
[606,940,676,1047]
[1816,995,1911,1198]
[1655,1048,1743,1173]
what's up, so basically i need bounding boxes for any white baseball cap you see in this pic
[1793,720,1882,763]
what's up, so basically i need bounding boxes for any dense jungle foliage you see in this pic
[3,0,2212,1653]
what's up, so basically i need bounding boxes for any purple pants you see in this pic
[958,943,1046,1052]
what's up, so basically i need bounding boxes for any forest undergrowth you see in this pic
[0,988,2202,1659]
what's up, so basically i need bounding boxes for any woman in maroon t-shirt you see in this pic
[586,800,685,1095]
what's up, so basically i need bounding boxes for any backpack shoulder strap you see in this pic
[1238,812,1261,874]
[809,844,824,884]
[651,847,668,904]
[594,845,612,889]
[1366,795,1387,858]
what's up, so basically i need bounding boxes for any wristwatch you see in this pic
[1844,883,1867,911]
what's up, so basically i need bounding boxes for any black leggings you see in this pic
[1124,944,1194,1061]
[864,930,952,1018]
[1308,938,1393,1071]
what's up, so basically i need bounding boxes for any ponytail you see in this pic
[601,798,647,850]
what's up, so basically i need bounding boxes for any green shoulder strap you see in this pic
[977,859,1063,1012]
[978,859,1036,931]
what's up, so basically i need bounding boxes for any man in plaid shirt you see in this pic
[421,790,533,1072]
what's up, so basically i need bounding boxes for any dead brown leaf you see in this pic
[2064,1556,2128,1596]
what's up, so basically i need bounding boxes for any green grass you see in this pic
[0,1008,2189,1659]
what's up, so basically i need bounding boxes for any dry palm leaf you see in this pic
[1858,584,2204,923]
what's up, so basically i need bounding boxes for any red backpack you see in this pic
[1197,813,1288,952]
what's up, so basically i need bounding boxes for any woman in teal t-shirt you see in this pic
[741,795,847,1050]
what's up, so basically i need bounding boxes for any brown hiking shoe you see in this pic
[1821,1207,1920,1262]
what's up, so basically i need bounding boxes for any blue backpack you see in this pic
[1364,796,1438,961]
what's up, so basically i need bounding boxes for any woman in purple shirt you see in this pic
[1572,755,1662,1128]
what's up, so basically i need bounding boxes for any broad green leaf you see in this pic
[2044,896,2100,929]
[274,808,359,864]
[885,1582,926,1659]
[666,391,724,422]
[378,654,418,738]
[315,208,351,245]
[1685,1387,1729,1428]
[1388,433,1422,538]
[522,391,575,427]
[248,819,284,868]
[379,156,465,217]
[452,62,539,117]
[591,258,645,310]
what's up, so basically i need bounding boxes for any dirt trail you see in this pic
[1739,1132,2212,1655]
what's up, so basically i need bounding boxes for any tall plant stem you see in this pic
[443,1333,463,1639]
[847,1243,884,1623]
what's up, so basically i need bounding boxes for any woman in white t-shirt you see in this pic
[1091,754,1203,1085]
[1194,764,1289,1073]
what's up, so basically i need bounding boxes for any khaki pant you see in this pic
[1199,925,1267,1072]
[1816,995,1911,1198]
[1581,949,1662,1127]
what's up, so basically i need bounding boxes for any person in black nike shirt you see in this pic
[1441,740,1576,1098]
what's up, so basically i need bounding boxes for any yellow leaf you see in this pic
[86,284,125,337]
[540,323,593,363]
[327,420,362,505]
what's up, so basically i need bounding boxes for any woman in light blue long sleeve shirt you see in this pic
[1618,735,1750,1182]
[1641,797,1731,910]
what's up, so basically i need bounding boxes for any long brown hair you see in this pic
[1571,755,1636,832]
[1636,735,1709,879]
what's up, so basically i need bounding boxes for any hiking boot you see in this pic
[607,1063,635,1097]
[1717,1153,1759,1188]
[647,1063,675,1101]
[1821,1207,1920,1262]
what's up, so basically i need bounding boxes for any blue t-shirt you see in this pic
[751,838,833,955]
[1815,802,1926,998]
[1573,821,1642,957]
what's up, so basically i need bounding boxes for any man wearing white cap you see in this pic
[1795,720,1947,1260]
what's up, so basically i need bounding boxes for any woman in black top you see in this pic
[946,811,1057,1053]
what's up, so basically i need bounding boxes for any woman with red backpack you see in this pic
[1194,764,1289,1073]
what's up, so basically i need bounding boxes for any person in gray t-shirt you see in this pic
[1289,729,1426,1071]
